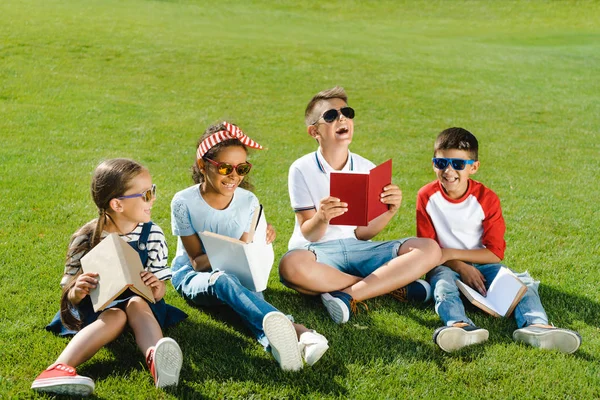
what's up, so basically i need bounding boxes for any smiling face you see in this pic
[108,170,154,232]
[198,145,248,207]
[308,98,354,150]
[433,149,479,199]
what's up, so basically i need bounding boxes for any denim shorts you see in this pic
[285,237,412,280]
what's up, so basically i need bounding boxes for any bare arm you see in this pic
[297,196,347,242]
[441,248,501,296]
[180,234,212,272]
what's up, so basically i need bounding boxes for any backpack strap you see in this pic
[136,222,153,266]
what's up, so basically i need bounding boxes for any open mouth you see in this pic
[336,127,349,134]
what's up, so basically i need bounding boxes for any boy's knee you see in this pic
[278,251,308,282]
[434,279,461,299]
[515,271,539,289]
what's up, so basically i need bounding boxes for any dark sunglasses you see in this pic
[117,184,156,202]
[432,158,475,171]
[204,158,252,176]
[313,107,355,125]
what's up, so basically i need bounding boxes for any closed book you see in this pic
[81,233,155,312]
[199,205,274,292]
[456,266,527,318]
[330,159,392,226]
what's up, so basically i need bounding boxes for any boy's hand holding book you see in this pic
[317,196,348,223]
[379,184,402,215]
[456,262,487,296]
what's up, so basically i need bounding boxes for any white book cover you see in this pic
[199,206,274,292]
[456,266,527,317]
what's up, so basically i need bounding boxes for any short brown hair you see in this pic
[305,86,348,126]
[434,127,479,160]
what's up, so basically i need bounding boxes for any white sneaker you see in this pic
[513,326,581,354]
[263,311,303,371]
[149,337,183,388]
[298,330,329,366]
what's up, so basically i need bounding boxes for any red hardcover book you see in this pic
[329,159,392,226]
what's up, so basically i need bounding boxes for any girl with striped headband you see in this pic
[170,121,329,371]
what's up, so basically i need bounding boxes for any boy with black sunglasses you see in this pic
[279,86,442,324]
[417,127,581,353]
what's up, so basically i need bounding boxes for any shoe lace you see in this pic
[389,287,408,302]
[350,299,369,315]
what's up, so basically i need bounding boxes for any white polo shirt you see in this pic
[287,148,376,249]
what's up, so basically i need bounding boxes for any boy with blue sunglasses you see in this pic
[279,86,442,324]
[417,127,581,353]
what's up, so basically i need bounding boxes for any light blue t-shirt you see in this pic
[170,184,259,270]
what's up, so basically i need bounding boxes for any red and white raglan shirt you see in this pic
[416,179,506,260]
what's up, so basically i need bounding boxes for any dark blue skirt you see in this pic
[46,289,187,336]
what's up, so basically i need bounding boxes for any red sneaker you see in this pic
[31,363,94,396]
[146,337,183,388]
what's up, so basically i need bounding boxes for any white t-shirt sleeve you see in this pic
[289,162,316,211]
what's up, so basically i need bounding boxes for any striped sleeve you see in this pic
[145,223,171,280]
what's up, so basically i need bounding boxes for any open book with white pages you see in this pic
[199,205,274,292]
[456,266,527,318]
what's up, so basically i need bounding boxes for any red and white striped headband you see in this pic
[196,122,264,159]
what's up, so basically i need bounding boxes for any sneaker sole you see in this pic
[321,293,349,324]
[31,377,94,396]
[154,337,183,388]
[435,327,489,352]
[513,329,581,354]
[263,312,303,371]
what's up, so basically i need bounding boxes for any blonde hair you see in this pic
[305,86,348,126]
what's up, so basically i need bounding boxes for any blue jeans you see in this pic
[427,263,549,328]
[172,265,277,347]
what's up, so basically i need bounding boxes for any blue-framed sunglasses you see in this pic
[117,184,156,202]
[432,158,475,171]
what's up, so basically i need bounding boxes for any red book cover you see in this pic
[329,159,392,226]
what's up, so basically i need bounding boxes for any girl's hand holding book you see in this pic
[69,272,99,305]
[141,271,165,301]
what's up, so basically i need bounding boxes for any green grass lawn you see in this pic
[1,0,599,398]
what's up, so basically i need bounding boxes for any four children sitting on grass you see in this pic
[33,87,581,396]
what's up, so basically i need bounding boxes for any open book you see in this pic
[199,205,274,292]
[329,159,392,226]
[80,233,155,312]
[456,267,527,318]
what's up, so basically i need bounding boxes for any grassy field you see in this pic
[1,0,599,398]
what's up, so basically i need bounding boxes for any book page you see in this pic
[484,267,525,316]
[199,208,273,292]
[456,280,499,315]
